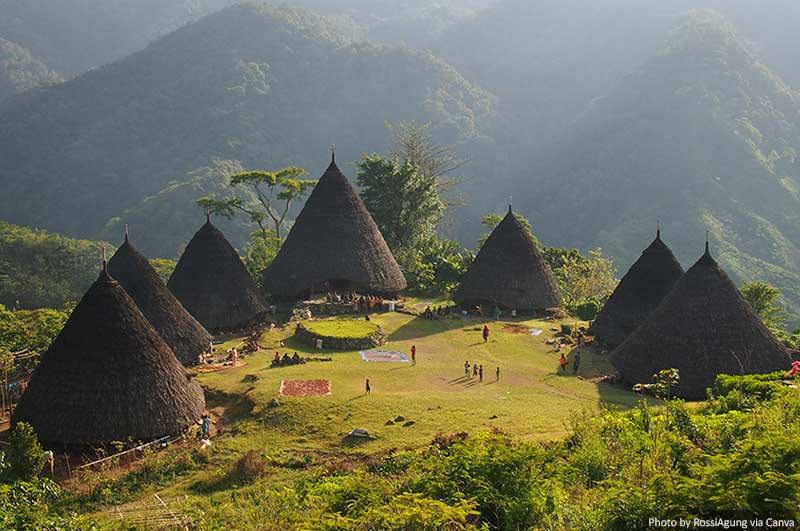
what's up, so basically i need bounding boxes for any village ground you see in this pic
[82,299,643,527]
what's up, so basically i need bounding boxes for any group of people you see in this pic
[325,291,386,312]
[271,351,305,368]
[464,361,500,382]
[422,305,452,319]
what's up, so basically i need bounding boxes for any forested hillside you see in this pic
[0,3,495,257]
[0,38,61,101]
[0,222,109,309]
[527,12,800,319]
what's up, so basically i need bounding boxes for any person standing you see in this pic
[411,345,417,364]
[496,366,500,380]
[479,365,484,382]
[465,361,471,378]
[473,364,479,378]
[483,324,490,343]
[200,414,211,440]
[573,351,581,375]
[559,353,568,374]
[365,378,371,394]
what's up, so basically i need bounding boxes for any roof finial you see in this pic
[330,143,336,163]
[102,246,108,273]
[124,223,129,243]
[205,205,210,223]
[705,230,710,254]
[657,220,661,239]
[508,195,512,213]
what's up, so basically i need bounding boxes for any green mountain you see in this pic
[0,3,495,257]
[526,12,800,320]
[0,38,61,101]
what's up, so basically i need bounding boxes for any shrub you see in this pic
[573,299,601,321]
[6,422,45,481]
[234,450,267,482]
[560,323,574,336]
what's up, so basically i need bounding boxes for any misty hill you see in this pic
[525,12,800,318]
[0,3,494,257]
[0,38,61,101]
[0,0,240,78]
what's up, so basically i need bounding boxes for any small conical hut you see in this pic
[168,216,266,332]
[263,155,407,298]
[610,244,791,399]
[108,232,212,366]
[12,264,205,445]
[590,229,684,348]
[454,206,562,311]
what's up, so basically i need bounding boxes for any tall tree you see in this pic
[196,166,315,247]
[356,155,445,259]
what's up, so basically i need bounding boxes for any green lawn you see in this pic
[300,317,379,338]
[90,310,640,526]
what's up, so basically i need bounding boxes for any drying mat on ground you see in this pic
[502,325,542,336]
[279,379,332,397]
[195,361,246,373]
[360,350,409,362]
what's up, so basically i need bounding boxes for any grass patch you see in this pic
[302,318,380,338]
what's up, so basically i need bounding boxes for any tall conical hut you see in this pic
[12,262,205,445]
[108,230,212,366]
[263,153,407,298]
[168,215,266,332]
[590,227,684,348]
[454,206,562,311]
[610,241,790,399]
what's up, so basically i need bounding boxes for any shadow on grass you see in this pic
[388,315,473,341]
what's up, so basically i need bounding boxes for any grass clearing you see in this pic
[301,317,379,338]
[86,310,641,527]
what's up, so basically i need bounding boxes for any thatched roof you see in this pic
[590,230,684,347]
[454,207,562,310]
[610,244,791,399]
[262,155,407,298]
[108,234,212,366]
[167,216,266,332]
[12,264,205,445]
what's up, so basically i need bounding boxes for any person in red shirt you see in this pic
[411,345,417,364]
[482,324,490,342]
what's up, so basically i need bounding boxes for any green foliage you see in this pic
[198,165,314,243]
[0,221,108,309]
[357,154,445,258]
[5,422,45,482]
[549,248,617,311]
[403,239,474,295]
[242,230,280,288]
[0,305,69,368]
[633,368,681,400]
[148,258,176,284]
[740,281,786,331]
[573,298,601,321]
[0,478,91,531]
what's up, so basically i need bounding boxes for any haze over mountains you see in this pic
[0,0,799,316]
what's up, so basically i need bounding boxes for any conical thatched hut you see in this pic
[12,264,205,445]
[610,243,791,399]
[108,233,212,366]
[590,229,684,348]
[262,155,407,298]
[168,216,266,332]
[454,206,562,311]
